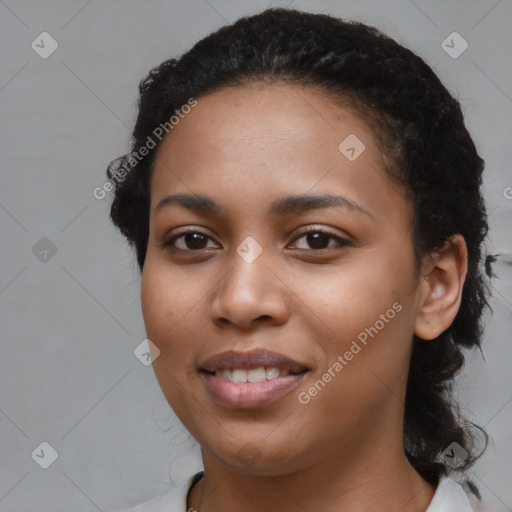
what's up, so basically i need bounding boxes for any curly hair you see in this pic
[106,7,491,489]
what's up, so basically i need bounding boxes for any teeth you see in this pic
[266,367,280,380]
[214,366,291,383]
[232,369,248,383]
[248,367,266,383]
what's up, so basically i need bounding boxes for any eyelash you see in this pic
[161,226,351,253]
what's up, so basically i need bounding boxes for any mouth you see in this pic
[199,348,311,408]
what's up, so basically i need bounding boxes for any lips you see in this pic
[199,348,311,408]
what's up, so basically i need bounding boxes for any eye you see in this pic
[162,230,218,251]
[289,226,351,251]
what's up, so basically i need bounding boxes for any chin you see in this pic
[202,437,307,476]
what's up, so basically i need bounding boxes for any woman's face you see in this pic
[141,82,425,475]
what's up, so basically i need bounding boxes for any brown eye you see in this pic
[163,231,217,251]
[290,228,351,251]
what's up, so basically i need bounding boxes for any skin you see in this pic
[140,81,468,512]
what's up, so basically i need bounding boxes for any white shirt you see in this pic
[115,472,476,512]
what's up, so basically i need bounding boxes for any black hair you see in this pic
[106,7,491,492]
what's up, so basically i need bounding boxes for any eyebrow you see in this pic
[154,192,373,219]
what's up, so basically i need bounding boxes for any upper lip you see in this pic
[200,348,310,374]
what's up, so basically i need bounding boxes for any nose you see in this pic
[209,247,290,330]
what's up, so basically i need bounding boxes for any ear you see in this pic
[414,234,468,341]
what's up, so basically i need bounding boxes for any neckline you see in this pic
[184,472,472,512]
[185,470,205,509]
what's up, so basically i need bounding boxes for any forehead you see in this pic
[156,81,373,160]
[150,81,409,225]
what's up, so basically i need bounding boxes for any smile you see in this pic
[213,367,292,383]
[200,369,309,408]
[199,347,311,408]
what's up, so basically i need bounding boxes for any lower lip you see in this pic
[201,371,309,408]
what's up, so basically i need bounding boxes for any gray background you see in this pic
[1,0,511,511]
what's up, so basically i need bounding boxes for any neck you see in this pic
[187,430,436,512]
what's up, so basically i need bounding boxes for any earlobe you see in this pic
[414,235,468,341]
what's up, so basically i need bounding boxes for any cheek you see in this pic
[140,262,202,417]
[294,259,406,345]
[140,258,209,372]
[140,259,188,371]
[140,255,195,337]
[293,259,414,406]
[140,267,171,339]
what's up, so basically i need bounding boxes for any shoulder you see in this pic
[426,475,481,512]
[111,472,203,512]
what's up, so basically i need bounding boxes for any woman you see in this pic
[107,8,491,512]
